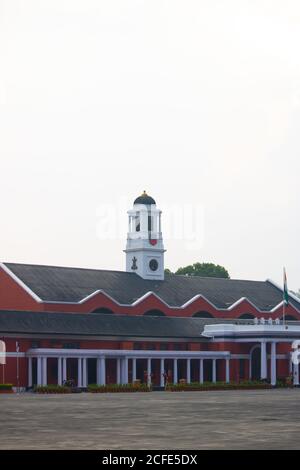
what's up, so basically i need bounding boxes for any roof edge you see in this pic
[2,263,299,315]
[0,263,43,303]
[267,278,300,307]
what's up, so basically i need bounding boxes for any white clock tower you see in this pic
[125,191,165,280]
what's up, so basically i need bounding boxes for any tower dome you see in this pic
[134,191,156,206]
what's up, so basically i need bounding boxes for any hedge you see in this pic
[87,383,151,393]
[0,384,13,391]
[166,381,273,392]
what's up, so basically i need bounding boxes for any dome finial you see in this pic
[134,191,156,206]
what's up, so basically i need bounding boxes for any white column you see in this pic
[37,357,42,386]
[140,208,148,233]
[173,359,178,384]
[120,358,124,384]
[132,358,137,382]
[121,357,128,384]
[212,359,217,383]
[96,358,101,385]
[261,341,267,379]
[57,357,62,386]
[28,357,33,388]
[271,342,277,386]
[186,359,191,384]
[226,359,230,383]
[160,358,165,387]
[125,357,129,384]
[100,357,106,385]
[117,358,121,384]
[42,357,47,386]
[77,358,82,387]
[152,211,157,234]
[82,358,87,387]
[62,357,67,383]
[289,353,293,374]
[147,358,151,386]
[199,359,204,384]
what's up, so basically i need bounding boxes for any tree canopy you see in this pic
[164,268,173,275]
[165,262,230,278]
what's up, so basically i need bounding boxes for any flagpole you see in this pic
[283,267,288,325]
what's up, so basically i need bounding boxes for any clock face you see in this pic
[149,259,159,272]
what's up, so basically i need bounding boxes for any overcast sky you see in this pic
[0,1,299,290]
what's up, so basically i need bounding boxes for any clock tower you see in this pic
[125,191,165,280]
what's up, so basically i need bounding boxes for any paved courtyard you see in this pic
[1,389,300,449]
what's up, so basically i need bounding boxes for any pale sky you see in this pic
[0,1,299,290]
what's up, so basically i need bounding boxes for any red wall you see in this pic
[0,269,41,311]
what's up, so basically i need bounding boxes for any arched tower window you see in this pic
[135,214,140,232]
[192,311,214,318]
[143,309,165,317]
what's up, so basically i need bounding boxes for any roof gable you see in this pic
[2,262,299,312]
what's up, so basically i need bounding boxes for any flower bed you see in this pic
[34,385,72,394]
[0,384,13,394]
[87,383,151,393]
[166,381,274,392]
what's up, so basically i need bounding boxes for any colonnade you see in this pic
[27,352,231,387]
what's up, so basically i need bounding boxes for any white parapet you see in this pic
[202,323,300,339]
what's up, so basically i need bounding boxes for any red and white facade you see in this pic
[0,193,300,390]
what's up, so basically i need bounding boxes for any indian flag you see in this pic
[283,267,289,306]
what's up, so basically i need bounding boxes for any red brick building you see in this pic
[1,192,300,390]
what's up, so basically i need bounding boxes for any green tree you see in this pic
[164,268,173,275]
[175,262,230,279]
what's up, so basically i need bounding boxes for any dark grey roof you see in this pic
[4,263,299,311]
[0,310,225,339]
